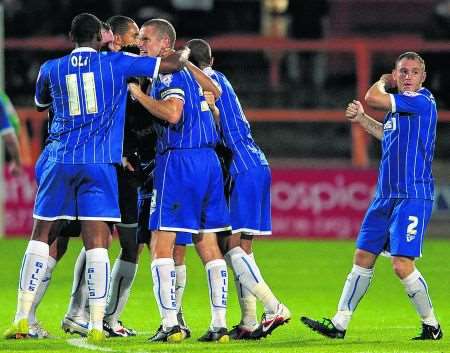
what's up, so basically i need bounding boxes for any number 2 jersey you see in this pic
[376,87,437,200]
[34,47,160,164]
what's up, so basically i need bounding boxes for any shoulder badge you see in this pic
[160,74,173,87]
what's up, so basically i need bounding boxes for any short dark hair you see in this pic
[186,39,212,68]
[395,51,425,71]
[101,22,111,31]
[107,15,135,36]
[71,13,102,44]
[142,18,176,48]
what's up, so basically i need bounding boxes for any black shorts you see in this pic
[136,195,151,244]
[116,167,138,225]
[58,220,81,237]
[136,161,155,244]
[57,220,114,237]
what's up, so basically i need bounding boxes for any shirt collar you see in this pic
[71,47,97,54]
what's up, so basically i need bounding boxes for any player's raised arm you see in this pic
[158,48,189,74]
[345,100,383,141]
[34,62,52,112]
[365,74,395,111]
[186,61,221,99]
[128,83,183,124]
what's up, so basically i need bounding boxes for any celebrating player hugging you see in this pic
[3,10,443,348]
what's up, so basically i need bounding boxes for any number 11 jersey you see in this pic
[35,47,160,164]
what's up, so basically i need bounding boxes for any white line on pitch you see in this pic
[66,338,116,352]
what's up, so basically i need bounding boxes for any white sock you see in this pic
[86,248,110,331]
[67,248,89,322]
[15,240,49,322]
[205,259,228,330]
[235,274,257,328]
[227,247,278,314]
[225,251,257,328]
[151,258,177,329]
[175,265,186,313]
[105,259,137,328]
[29,256,57,324]
[401,269,439,328]
[332,264,373,330]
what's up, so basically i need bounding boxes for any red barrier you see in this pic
[271,167,377,238]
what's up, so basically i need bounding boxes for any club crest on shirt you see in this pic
[160,74,173,87]
[406,233,416,242]
[403,91,419,97]
[384,117,397,131]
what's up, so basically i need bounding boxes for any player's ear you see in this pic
[421,70,426,84]
[114,33,121,46]
[211,57,214,67]
[391,68,397,81]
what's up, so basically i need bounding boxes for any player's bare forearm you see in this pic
[159,48,189,74]
[3,132,22,176]
[3,133,21,163]
[186,61,221,99]
[345,99,383,140]
[365,74,395,111]
[211,105,220,126]
[129,84,182,124]
[359,113,383,140]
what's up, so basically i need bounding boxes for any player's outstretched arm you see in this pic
[128,83,183,124]
[159,48,190,74]
[186,61,221,99]
[365,74,396,111]
[346,100,383,141]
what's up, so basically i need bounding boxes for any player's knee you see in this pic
[194,234,223,264]
[173,245,186,266]
[392,257,415,279]
[354,249,377,268]
[120,248,138,263]
[53,236,69,260]
[240,235,253,254]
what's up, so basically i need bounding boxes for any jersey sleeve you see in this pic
[121,52,161,82]
[0,93,20,135]
[0,98,13,135]
[158,71,185,103]
[35,61,52,109]
[390,91,430,115]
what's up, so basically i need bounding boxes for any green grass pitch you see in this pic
[0,238,448,353]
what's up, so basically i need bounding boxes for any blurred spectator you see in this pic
[424,0,450,108]
[286,1,329,91]
[0,92,22,176]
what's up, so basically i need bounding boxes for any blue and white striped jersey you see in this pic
[205,67,268,175]
[35,47,160,164]
[376,87,437,200]
[151,68,219,153]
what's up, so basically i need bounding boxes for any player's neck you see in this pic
[75,41,100,51]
